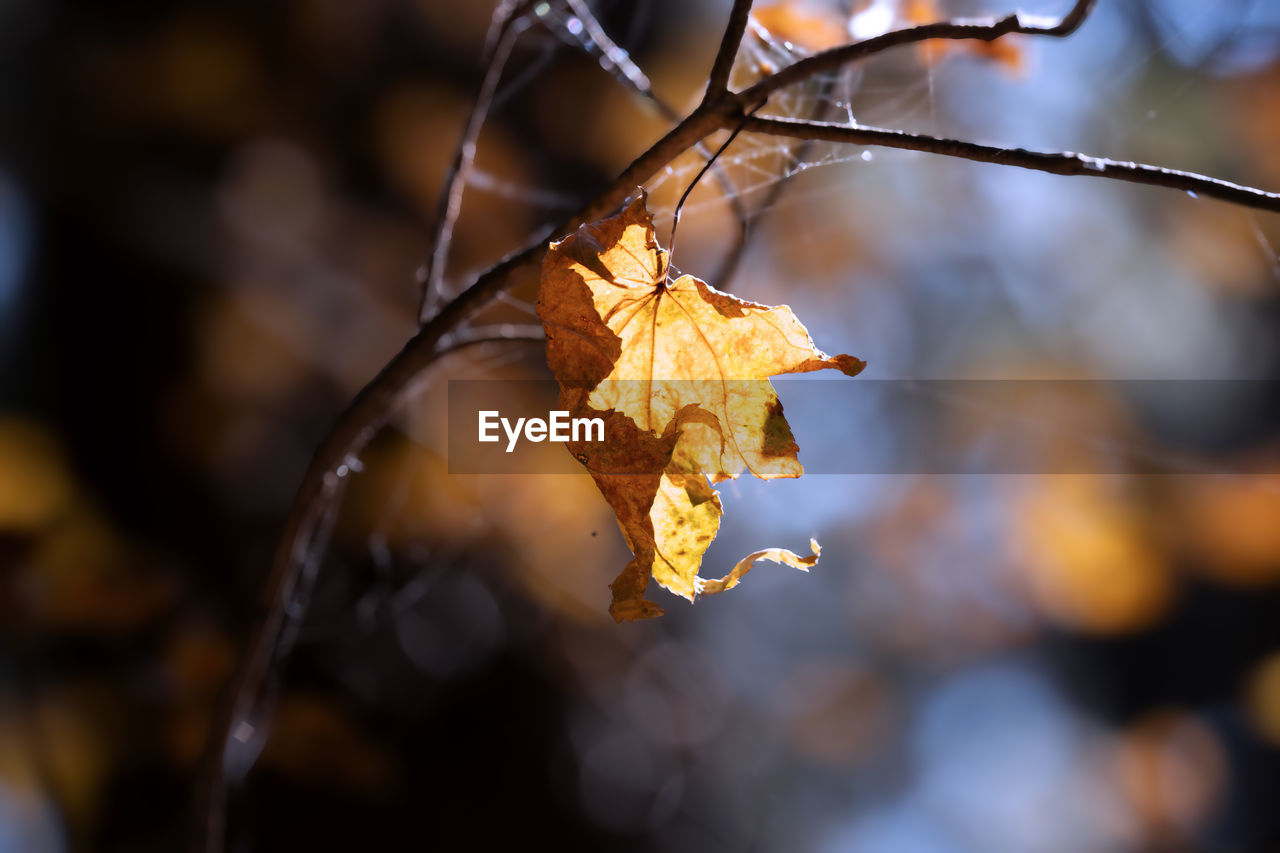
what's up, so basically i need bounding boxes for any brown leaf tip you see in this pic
[830,354,867,377]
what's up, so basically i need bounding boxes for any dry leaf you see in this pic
[537,190,863,621]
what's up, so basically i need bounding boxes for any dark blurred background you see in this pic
[4,0,1280,851]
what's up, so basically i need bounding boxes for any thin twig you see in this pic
[196,321,544,853]
[667,102,763,281]
[420,0,538,324]
[740,0,1096,103]
[743,115,1280,213]
[564,0,654,96]
[442,322,545,349]
[424,0,752,318]
[560,0,754,286]
[705,0,756,100]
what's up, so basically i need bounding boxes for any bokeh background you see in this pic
[4,0,1280,850]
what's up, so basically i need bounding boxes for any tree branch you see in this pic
[197,95,736,851]
[742,115,1280,213]
[444,322,545,348]
[419,0,538,324]
[421,0,752,319]
[564,0,655,97]
[559,0,753,285]
[197,312,545,853]
[705,0,756,100]
[740,0,1096,103]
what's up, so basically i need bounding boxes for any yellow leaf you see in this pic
[537,190,863,621]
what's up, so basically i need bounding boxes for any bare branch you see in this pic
[419,0,537,325]
[195,104,740,846]
[564,0,655,97]
[422,0,751,320]
[442,322,545,348]
[197,309,546,853]
[740,0,1096,104]
[705,0,756,99]
[560,0,754,281]
[743,115,1280,213]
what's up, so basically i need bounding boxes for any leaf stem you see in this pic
[667,102,764,285]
